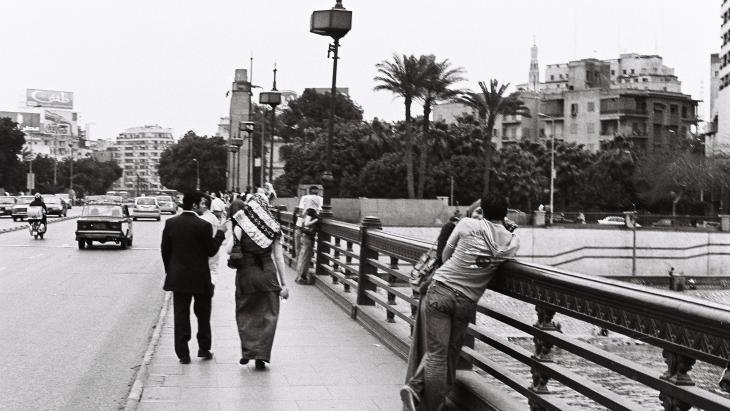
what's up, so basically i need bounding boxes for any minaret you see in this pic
[529,42,539,91]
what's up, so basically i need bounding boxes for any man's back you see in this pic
[161,212,219,295]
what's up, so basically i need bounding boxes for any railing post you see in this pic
[315,215,332,277]
[529,306,561,409]
[386,256,398,323]
[343,241,354,293]
[332,237,341,284]
[357,216,381,306]
[659,349,696,411]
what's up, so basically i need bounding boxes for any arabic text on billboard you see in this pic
[26,89,73,109]
[44,110,72,135]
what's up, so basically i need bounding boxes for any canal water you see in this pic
[383,226,730,410]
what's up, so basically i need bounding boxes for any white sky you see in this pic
[0,0,718,140]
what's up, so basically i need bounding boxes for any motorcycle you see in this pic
[27,206,46,240]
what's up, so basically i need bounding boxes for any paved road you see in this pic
[0,207,82,231]
[0,213,169,410]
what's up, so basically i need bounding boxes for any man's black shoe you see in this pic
[239,358,249,365]
[255,359,266,370]
[197,350,214,360]
[179,357,191,364]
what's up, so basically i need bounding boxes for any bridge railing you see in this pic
[274,211,730,411]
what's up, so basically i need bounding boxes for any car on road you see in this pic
[11,196,34,221]
[133,197,161,221]
[75,201,133,249]
[597,216,626,226]
[651,218,673,227]
[42,195,68,217]
[0,196,16,216]
[156,195,177,214]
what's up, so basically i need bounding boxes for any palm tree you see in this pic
[416,56,465,198]
[456,79,530,196]
[374,54,430,198]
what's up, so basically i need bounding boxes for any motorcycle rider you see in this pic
[28,193,48,231]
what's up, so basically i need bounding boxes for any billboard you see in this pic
[44,110,72,135]
[0,111,41,132]
[26,89,73,109]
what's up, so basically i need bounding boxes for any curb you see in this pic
[0,215,79,234]
[124,292,172,411]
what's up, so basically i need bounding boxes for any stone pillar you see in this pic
[228,68,252,192]
[534,210,546,226]
[720,214,730,232]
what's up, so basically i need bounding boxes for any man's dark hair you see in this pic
[309,185,320,193]
[481,194,509,221]
[182,191,204,210]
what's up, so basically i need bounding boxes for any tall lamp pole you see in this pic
[538,113,556,224]
[310,0,352,216]
[260,64,281,187]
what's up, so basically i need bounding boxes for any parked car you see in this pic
[0,196,16,216]
[597,216,626,226]
[42,195,68,217]
[75,201,133,249]
[55,193,73,209]
[11,196,34,221]
[651,218,673,227]
[133,197,161,221]
[156,195,177,214]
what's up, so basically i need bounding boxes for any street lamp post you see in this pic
[192,158,200,191]
[310,0,352,216]
[259,65,282,187]
[538,113,556,224]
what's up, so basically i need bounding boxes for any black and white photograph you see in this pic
[2,1,730,410]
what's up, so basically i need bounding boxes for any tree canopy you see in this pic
[158,131,228,192]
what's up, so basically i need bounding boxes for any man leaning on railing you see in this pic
[400,194,520,411]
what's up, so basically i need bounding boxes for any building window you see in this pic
[623,69,627,75]
[570,103,578,117]
[550,75,554,81]
[587,102,595,112]
[630,69,635,74]
[611,70,615,76]
[670,104,678,114]
[681,106,688,118]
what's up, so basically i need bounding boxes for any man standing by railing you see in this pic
[401,195,520,411]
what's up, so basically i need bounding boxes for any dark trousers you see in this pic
[172,291,212,359]
[405,282,476,411]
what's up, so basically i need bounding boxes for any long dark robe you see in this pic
[235,234,282,362]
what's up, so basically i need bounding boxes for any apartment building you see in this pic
[111,125,174,194]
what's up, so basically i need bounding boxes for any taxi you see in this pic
[75,200,134,249]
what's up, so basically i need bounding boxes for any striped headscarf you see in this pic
[232,193,281,248]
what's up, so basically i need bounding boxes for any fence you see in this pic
[273,210,730,410]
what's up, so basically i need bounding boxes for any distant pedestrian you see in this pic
[295,207,320,284]
[161,191,227,364]
[198,195,222,287]
[227,193,289,370]
[401,194,520,411]
[294,186,323,256]
[210,192,226,220]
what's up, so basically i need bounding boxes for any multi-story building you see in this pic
[716,1,730,152]
[434,47,698,152]
[111,125,174,194]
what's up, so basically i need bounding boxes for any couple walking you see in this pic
[161,191,288,369]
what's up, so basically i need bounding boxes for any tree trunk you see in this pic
[417,103,432,199]
[404,99,415,199]
[482,114,496,198]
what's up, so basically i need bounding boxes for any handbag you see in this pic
[409,241,439,295]
[227,222,244,269]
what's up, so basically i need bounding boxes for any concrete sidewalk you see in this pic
[133,259,405,410]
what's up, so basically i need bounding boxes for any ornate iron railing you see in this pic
[275,211,730,411]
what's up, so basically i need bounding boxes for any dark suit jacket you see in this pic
[161,211,225,295]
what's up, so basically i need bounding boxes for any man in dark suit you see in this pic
[161,191,227,364]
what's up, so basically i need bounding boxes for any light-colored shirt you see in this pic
[432,218,520,302]
[296,194,323,227]
[199,210,220,285]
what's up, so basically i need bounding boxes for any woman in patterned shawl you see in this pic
[225,193,289,370]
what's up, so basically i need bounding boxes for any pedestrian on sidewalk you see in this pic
[401,194,520,411]
[227,192,289,370]
[160,191,228,364]
[294,186,323,257]
[295,207,320,284]
[198,194,222,288]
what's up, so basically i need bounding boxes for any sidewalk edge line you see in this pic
[124,291,171,411]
